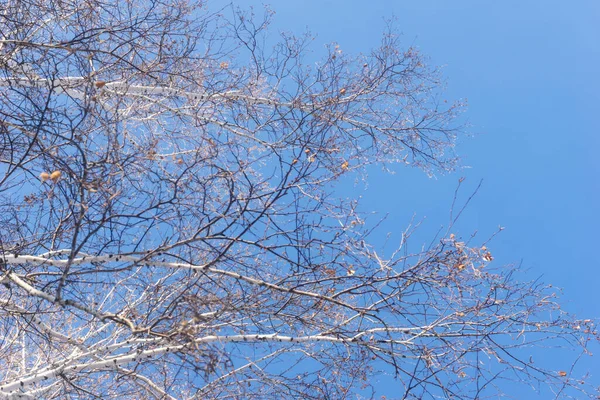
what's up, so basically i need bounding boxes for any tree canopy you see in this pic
[0,1,597,399]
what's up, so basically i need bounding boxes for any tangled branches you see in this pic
[0,1,596,398]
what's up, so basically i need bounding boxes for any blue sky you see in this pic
[218,0,599,395]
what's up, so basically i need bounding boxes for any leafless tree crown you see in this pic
[0,1,597,399]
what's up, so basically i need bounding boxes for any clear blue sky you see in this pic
[220,0,600,396]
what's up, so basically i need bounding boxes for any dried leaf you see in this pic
[50,170,62,182]
[558,371,567,377]
[39,172,50,182]
[482,251,493,262]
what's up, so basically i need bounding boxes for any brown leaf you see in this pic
[323,268,336,277]
[558,371,567,377]
[95,81,106,88]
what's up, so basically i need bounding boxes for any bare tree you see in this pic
[0,1,597,399]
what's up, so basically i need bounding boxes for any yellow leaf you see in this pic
[339,88,346,95]
[39,172,50,182]
[558,371,567,377]
[341,160,349,170]
[219,61,229,69]
[50,170,62,183]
